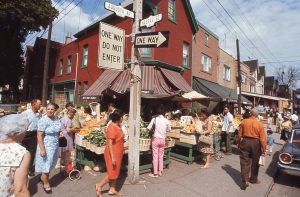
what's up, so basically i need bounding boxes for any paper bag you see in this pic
[259,156,266,166]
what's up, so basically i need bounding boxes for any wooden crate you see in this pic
[179,133,199,145]
[167,129,181,139]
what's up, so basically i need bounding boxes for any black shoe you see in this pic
[249,180,261,184]
[224,152,232,155]
[28,171,35,177]
[240,183,249,190]
[43,187,52,194]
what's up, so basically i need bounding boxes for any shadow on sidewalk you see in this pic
[221,164,241,187]
[265,151,280,177]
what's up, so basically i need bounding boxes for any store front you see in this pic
[49,80,75,108]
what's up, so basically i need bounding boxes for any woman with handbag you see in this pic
[35,103,62,194]
[198,112,214,169]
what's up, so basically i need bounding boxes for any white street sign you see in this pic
[140,14,162,28]
[134,31,169,48]
[98,22,125,70]
[104,2,134,19]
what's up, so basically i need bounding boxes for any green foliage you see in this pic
[84,130,106,147]
[0,0,58,101]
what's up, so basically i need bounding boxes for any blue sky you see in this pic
[25,0,300,87]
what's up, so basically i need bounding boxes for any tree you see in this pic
[276,66,300,88]
[0,0,58,102]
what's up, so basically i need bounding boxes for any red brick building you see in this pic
[24,0,199,106]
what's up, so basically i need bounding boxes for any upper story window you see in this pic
[66,56,72,74]
[168,0,176,22]
[223,65,231,81]
[204,33,209,46]
[250,84,255,93]
[182,43,189,67]
[201,54,211,73]
[82,45,88,68]
[251,71,257,79]
[140,28,151,57]
[84,81,88,93]
[58,59,63,76]
[241,71,246,84]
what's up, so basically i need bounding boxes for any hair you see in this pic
[243,109,251,119]
[267,129,273,135]
[65,102,74,108]
[110,109,123,122]
[68,108,77,115]
[224,106,229,110]
[250,108,259,117]
[46,102,56,109]
[31,99,41,105]
[108,102,115,108]
[54,103,59,110]
[155,105,164,115]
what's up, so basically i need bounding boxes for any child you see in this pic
[267,129,275,156]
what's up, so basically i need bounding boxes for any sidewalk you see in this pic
[29,132,283,197]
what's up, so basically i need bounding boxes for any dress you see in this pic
[198,116,214,154]
[0,143,28,197]
[35,116,62,173]
[60,116,74,153]
[104,123,124,180]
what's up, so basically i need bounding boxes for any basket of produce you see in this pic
[139,128,151,151]
[95,146,105,155]
[165,137,175,148]
[83,129,106,153]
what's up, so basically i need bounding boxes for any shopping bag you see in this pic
[259,156,266,166]
[199,134,213,145]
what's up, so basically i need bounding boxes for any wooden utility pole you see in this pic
[128,0,143,184]
[236,39,242,114]
[41,23,53,105]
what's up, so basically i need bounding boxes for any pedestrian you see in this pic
[148,106,171,178]
[56,108,78,169]
[95,110,124,197]
[35,103,62,194]
[0,114,31,197]
[221,106,234,155]
[237,108,267,190]
[21,99,42,176]
[266,130,274,156]
[291,113,299,126]
[280,115,293,141]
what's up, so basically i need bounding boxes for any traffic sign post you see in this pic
[98,22,125,70]
[104,1,134,19]
[140,14,162,28]
[134,31,169,48]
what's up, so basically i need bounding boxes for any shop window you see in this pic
[139,28,151,57]
[168,0,176,22]
[58,59,63,76]
[241,71,246,84]
[224,65,231,81]
[66,56,72,74]
[183,42,189,67]
[82,45,88,68]
[204,33,209,46]
[250,84,255,93]
[201,54,211,73]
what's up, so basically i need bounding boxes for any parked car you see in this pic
[277,124,300,176]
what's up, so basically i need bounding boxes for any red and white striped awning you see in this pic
[160,68,193,93]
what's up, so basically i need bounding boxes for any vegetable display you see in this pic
[83,129,106,147]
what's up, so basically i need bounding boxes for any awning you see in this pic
[241,91,289,101]
[83,69,121,97]
[182,91,207,100]
[161,68,193,93]
[193,77,251,103]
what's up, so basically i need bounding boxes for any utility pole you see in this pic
[236,39,242,115]
[128,0,143,184]
[41,23,53,105]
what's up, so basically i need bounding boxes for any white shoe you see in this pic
[148,173,158,178]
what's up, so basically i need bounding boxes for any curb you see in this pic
[264,167,279,197]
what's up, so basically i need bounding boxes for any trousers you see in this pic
[21,131,37,173]
[221,131,232,153]
[151,137,165,175]
[240,137,261,183]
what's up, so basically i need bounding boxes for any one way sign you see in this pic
[134,31,169,48]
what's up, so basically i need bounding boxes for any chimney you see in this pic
[65,32,72,44]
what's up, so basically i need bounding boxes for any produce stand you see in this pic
[170,140,202,164]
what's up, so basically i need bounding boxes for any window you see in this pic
[168,0,176,22]
[66,56,72,74]
[77,82,81,106]
[82,45,88,68]
[139,28,151,57]
[241,71,246,84]
[201,54,211,73]
[250,85,255,93]
[223,66,231,81]
[58,59,63,76]
[182,43,189,67]
[204,34,209,46]
[84,81,88,93]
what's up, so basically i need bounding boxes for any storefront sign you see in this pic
[98,22,125,70]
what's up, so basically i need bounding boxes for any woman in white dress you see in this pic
[0,114,31,197]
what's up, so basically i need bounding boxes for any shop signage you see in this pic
[134,31,169,48]
[104,2,134,19]
[140,14,162,28]
[98,22,125,70]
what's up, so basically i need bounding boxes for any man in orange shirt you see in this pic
[237,108,267,190]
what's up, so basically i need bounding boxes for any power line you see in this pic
[261,60,300,64]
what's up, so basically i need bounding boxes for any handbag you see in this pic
[59,136,67,147]
[149,118,156,137]
[199,134,213,145]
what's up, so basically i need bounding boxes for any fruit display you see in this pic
[211,115,223,134]
[140,128,150,139]
[232,117,241,129]
[171,120,181,128]
[182,120,197,133]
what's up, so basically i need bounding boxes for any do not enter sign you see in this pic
[98,22,125,70]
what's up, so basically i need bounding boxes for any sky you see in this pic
[25,0,300,87]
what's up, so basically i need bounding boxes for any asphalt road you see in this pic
[268,172,300,197]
